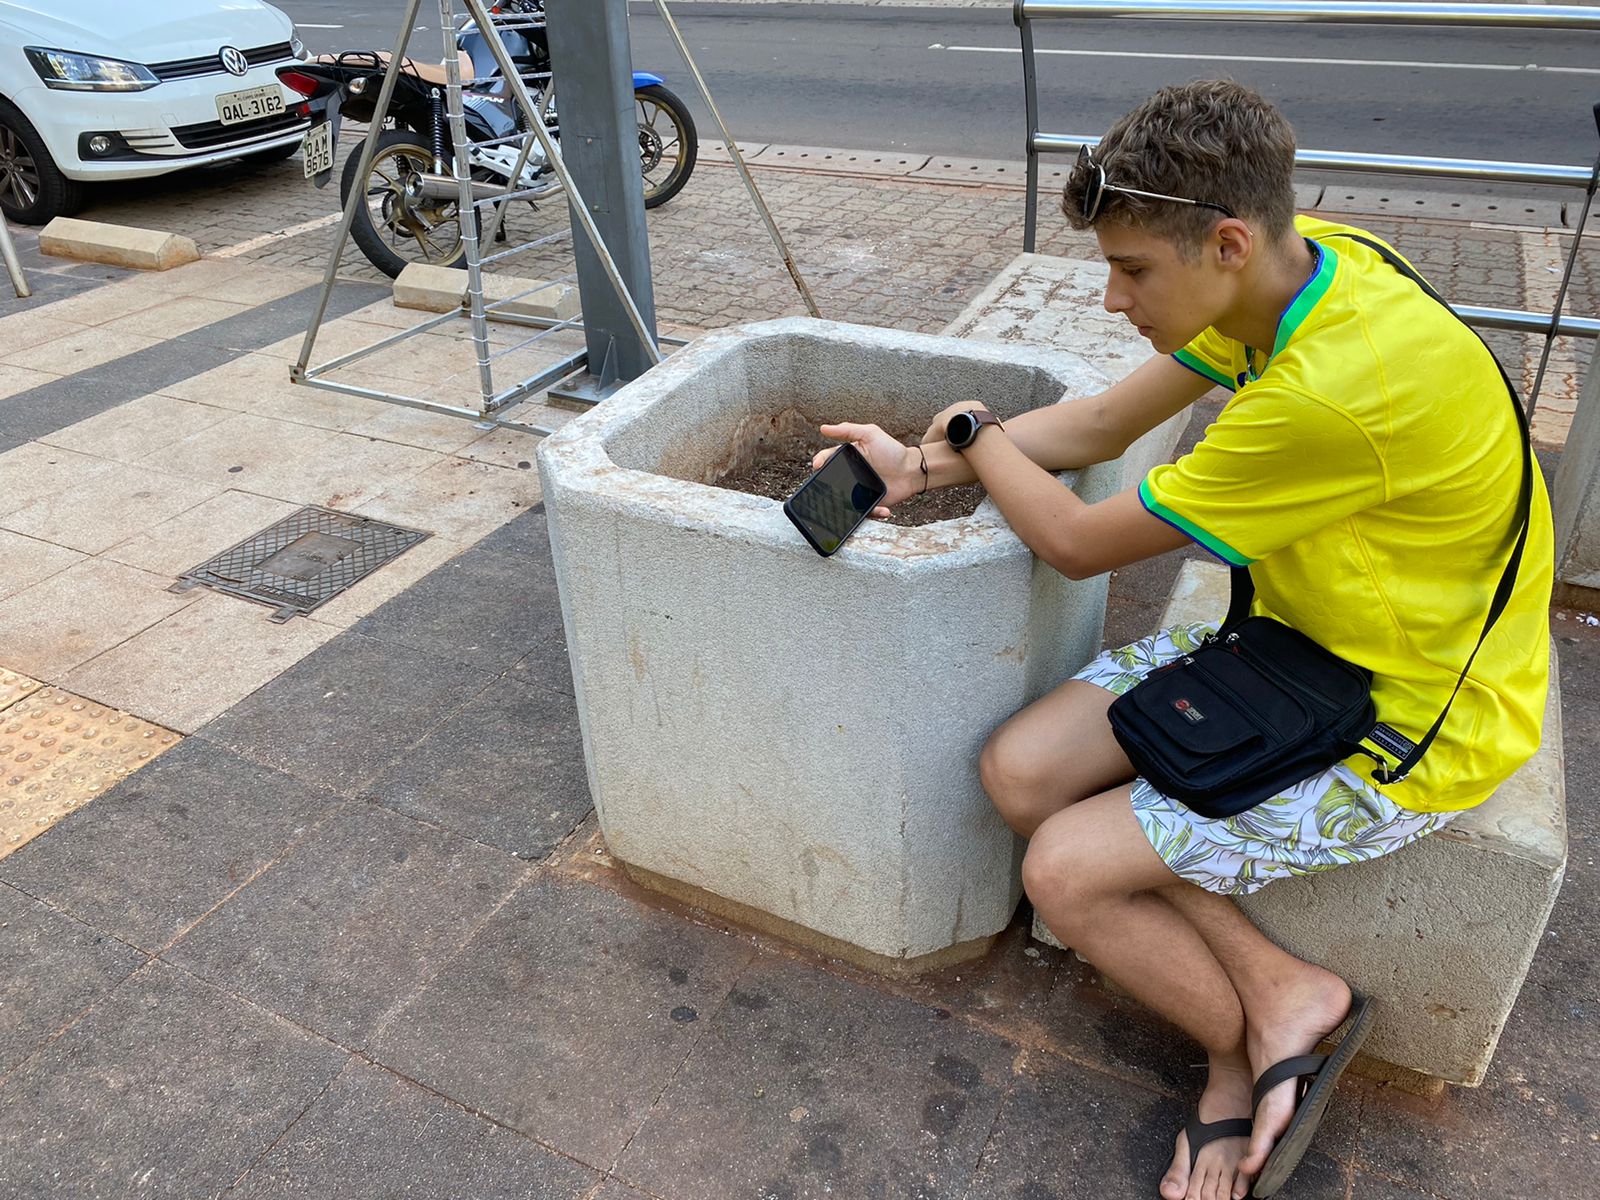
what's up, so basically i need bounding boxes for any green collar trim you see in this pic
[1272,239,1338,360]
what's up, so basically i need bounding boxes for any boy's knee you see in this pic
[1021,833,1086,916]
[979,724,1041,809]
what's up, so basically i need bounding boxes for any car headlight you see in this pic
[24,47,159,92]
[291,30,309,60]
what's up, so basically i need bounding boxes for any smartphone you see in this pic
[783,443,888,557]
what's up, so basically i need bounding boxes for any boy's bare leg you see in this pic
[983,678,1256,1200]
[1158,884,1355,1178]
[1023,792,1258,1200]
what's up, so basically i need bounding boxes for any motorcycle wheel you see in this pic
[341,129,469,279]
[636,84,696,209]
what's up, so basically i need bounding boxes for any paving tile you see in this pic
[370,872,756,1167]
[100,295,253,341]
[469,501,551,563]
[62,592,340,734]
[1353,995,1600,1198]
[343,403,497,454]
[355,455,542,543]
[229,1058,598,1199]
[186,264,325,307]
[0,958,346,1199]
[21,276,170,326]
[0,687,181,859]
[0,556,199,679]
[168,802,526,1049]
[366,676,589,860]
[1,459,220,554]
[306,533,467,631]
[138,412,342,493]
[0,311,89,355]
[158,350,329,413]
[250,431,443,511]
[617,952,1014,1200]
[0,881,147,1076]
[0,324,161,374]
[199,633,494,794]
[38,392,234,462]
[0,529,82,603]
[454,426,544,471]
[101,488,301,577]
[353,546,563,672]
[0,441,115,520]
[0,738,337,949]
[0,362,58,400]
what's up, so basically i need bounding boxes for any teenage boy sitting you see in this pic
[815,80,1551,1200]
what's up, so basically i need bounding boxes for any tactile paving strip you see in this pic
[0,669,42,712]
[0,688,181,859]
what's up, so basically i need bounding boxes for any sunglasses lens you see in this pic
[1084,167,1104,221]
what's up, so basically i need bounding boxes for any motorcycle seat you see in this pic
[313,50,477,88]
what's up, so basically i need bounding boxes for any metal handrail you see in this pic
[1014,0,1600,350]
[1016,2,1600,29]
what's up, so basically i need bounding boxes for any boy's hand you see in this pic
[922,402,972,446]
[814,422,921,516]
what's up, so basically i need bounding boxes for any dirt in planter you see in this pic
[711,425,987,528]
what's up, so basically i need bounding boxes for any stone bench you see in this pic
[1035,558,1567,1087]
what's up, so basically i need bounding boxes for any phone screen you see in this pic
[783,443,888,556]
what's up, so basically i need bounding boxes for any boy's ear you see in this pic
[1214,219,1253,272]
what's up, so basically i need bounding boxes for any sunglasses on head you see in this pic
[1076,146,1237,223]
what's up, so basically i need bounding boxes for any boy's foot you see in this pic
[1239,968,1355,1180]
[1160,1057,1253,1200]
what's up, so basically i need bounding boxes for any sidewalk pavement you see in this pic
[0,145,1596,1199]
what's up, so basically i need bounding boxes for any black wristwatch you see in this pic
[946,408,1004,451]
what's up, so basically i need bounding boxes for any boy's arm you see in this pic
[928,355,1215,478]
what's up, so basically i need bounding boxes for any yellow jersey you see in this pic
[1141,216,1553,813]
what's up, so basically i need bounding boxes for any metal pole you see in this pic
[542,0,658,397]
[651,0,822,318]
[439,0,498,417]
[0,212,29,298]
[466,0,662,372]
[1019,11,1041,254]
[293,0,428,378]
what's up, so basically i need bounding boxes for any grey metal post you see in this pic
[544,0,658,404]
[0,212,30,298]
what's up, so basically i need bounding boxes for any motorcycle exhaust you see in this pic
[405,173,519,204]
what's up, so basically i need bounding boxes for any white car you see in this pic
[0,0,310,225]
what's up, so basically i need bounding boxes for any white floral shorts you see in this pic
[1075,623,1456,896]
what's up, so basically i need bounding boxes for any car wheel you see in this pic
[0,98,84,226]
[245,140,301,166]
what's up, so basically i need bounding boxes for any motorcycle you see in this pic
[276,4,697,278]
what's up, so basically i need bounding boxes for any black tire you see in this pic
[636,84,696,209]
[245,140,301,166]
[0,97,84,226]
[340,129,469,279]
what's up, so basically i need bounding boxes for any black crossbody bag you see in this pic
[1107,234,1535,819]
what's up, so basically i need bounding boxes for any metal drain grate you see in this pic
[176,507,429,622]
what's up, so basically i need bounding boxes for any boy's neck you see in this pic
[1217,235,1318,358]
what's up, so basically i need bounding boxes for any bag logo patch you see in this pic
[1173,698,1206,723]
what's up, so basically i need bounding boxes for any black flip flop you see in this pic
[1249,990,1375,1198]
[1181,1113,1252,1187]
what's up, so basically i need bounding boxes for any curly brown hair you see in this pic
[1061,81,1298,258]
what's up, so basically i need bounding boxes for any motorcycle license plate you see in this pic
[216,85,285,126]
[301,122,334,178]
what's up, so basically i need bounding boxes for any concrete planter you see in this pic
[538,318,1118,971]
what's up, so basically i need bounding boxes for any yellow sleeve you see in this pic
[1140,383,1387,564]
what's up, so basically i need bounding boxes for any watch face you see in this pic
[947,411,976,449]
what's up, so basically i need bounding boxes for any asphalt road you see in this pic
[278,1,1600,173]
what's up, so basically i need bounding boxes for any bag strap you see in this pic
[1220,232,1534,787]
